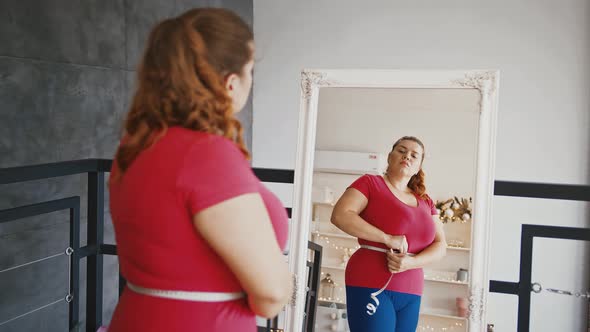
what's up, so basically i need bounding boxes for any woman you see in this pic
[331,136,447,332]
[107,8,292,331]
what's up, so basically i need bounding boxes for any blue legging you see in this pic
[346,286,421,332]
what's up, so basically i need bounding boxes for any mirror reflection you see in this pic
[309,87,480,332]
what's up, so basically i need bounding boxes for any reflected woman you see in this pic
[331,136,447,332]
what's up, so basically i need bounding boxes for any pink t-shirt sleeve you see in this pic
[348,174,372,199]
[177,136,260,215]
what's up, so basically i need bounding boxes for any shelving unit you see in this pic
[419,219,471,331]
[310,200,355,314]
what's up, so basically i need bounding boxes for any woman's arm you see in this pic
[193,193,292,318]
[331,188,407,252]
[387,215,447,272]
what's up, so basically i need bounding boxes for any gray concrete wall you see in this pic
[0,1,253,331]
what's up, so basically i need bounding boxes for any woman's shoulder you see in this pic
[348,174,382,193]
[360,173,384,184]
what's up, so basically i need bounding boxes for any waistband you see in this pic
[359,245,416,256]
[127,282,245,302]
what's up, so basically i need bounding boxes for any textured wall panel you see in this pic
[0,0,125,68]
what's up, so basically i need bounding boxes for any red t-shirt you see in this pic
[345,174,437,296]
[107,127,288,331]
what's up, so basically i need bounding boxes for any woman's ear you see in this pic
[225,73,238,91]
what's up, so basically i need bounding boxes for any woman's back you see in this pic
[108,127,288,331]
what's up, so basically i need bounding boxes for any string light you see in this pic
[424,273,468,284]
[318,296,345,304]
[312,232,360,251]
[417,322,464,331]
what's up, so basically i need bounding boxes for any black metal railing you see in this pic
[1,159,111,331]
[0,159,295,332]
[304,241,322,332]
[0,196,81,329]
[490,181,590,332]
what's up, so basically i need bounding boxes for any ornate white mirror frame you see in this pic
[285,69,499,332]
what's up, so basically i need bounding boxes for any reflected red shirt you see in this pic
[345,174,437,295]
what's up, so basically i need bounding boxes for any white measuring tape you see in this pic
[126,282,245,302]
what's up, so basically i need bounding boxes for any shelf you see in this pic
[424,277,468,285]
[447,246,470,252]
[420,310,467,321]
[423,269,468,285]
[312,231,356,240]
[322,264,346,271]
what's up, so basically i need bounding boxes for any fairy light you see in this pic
[312,231,360,251]
[417,322,464,331]
[317,296,345,304]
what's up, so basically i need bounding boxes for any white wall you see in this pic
[253,1,590,331]
[316,87,480,200]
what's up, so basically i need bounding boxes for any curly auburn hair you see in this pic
[114,8,253,176]
[389,136,429,199]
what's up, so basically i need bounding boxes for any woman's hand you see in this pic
[386,252,416,273]
[383,234,408,254]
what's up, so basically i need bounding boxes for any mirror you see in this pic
[285,70,499,332]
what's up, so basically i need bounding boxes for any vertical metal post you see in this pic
[306,242,322,332]
[69,198,81,330]
[87,172,104,332]
[517,225,534,332]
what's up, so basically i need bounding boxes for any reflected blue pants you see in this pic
[346,286,421,332]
